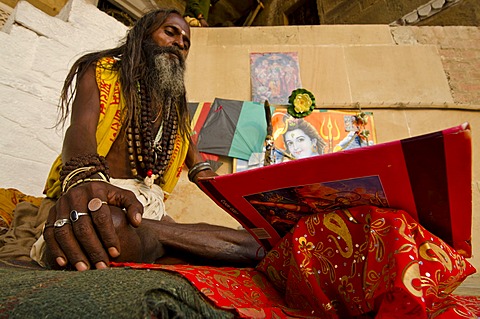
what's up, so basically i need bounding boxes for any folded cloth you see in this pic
[0,188,43,234]
[110,206,478,318]
[256,205,477,318]
[0,198,51,262]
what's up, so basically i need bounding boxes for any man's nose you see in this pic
[172,36,185,50]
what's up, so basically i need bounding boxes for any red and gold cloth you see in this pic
[256,205,476,318]
[112,206,477,318]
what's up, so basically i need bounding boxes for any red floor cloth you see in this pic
[111,206,478,318]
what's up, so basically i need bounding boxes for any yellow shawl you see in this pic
[44,57,189,199]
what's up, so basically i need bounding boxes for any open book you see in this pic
[198,123,472,257]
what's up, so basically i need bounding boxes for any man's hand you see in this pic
[193,168,217,184]
[43,181,143,271]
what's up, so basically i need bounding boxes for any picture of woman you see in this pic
[234,109,376,172]
[282,117,327,159]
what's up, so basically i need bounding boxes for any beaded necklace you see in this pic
[127,81,178,187]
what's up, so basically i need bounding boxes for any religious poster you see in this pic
[235,108,377,172]
[250,52,302,104]
[271,109,377,156]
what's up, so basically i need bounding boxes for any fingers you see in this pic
[87,201,121,258]
[105,187,144,227]
[44,182,143,271]
[44,205,91,271]
[43,206,68,267]
[71,208,111,268]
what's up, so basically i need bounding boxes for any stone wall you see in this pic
[392,26,480,105]
[0,0,126,195]
[253,0,480,26]
[317,0,426,24]
[3,0,68,16]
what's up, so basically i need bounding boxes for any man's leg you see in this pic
[110,207,264,266]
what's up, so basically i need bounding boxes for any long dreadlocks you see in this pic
[58,8,191,143]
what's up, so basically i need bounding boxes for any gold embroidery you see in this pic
[324,212,353,259]
[397,215,416,245]
[338,275,354,302]
[312,241,336,283]
[419,241,453,271]
[305,213,322,236]
[367,217,390,262]
[401,261,423,297]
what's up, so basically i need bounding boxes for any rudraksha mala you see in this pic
[127,81,179,186]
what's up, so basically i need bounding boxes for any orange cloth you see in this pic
[0,188,43,230]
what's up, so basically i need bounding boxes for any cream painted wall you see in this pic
[173,25,480,270]
[0,0,478,272]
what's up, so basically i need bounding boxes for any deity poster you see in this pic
[235,109,377,172]
[271,109,376,156]
[250,52,302,104]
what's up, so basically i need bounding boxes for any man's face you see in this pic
[151,13,191,59]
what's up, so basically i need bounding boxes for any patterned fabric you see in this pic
[256,205,477,318]
[112,205,478,319]
[111,262,479,319]
[44,57,189,199]
[111,263,320,318]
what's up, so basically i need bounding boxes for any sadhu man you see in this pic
[31,8,262,271]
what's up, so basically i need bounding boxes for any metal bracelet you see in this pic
[188,162,212,183]
[64,177,110,194]
[61,166,95,193]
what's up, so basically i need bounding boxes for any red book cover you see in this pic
[198,123,472,257]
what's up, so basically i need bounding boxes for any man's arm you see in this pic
[108,206,265,266]
[154,221,264,265]
[61,64,100,162]
[184,141,217,183]
[43,64,144,271]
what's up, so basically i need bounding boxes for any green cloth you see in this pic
[0,266,233,319]
[184,0,211,20]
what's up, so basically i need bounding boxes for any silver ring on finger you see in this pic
[70,210,89,223]
[54,218,71,228]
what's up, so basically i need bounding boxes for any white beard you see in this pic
[153,53,186,99]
